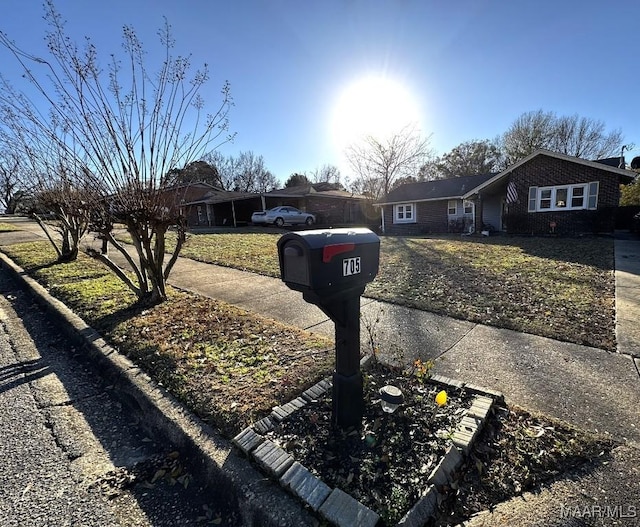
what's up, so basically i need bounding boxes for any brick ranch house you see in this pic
[182,182,378,227]
[376,149,635,236]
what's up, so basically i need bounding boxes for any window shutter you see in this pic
[587,182,599,210]
[528,187,538,212]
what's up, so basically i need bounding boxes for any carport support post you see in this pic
[321,295,363,429]
[475,192,483,234]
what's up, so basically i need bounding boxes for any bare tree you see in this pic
[0,2,234,302]
[308,164,343,187]
[33,180,95,262]
[550,114,624,159]
[0,88,95,261]
[500,110,555,163]
[232,151,277,192]
[433,139,504,179]
[201,150,278,192]
[502,110,624,163]
[345,124,432,199]
[201,150,236,190]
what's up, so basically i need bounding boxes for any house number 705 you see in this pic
[342,257,361,276]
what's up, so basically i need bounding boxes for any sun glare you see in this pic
[330,75,422,151]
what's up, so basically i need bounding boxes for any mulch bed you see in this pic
[266,362,474,525]
[265,362,616,526]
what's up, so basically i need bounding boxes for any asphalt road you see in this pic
[0,268,237,526]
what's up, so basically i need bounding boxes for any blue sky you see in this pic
[1,1,638,185]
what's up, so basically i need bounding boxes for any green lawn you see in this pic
[176,232,616,350]
[180,232,282,275]
[0,222,23,232]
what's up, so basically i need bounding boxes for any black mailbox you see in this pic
[277,227,380,429]
[277,227,380,302]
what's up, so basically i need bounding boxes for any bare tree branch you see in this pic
[345,123,433,199]
[1,2,234,302]
[502,109,624,163]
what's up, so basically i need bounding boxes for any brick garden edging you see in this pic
[233,366,504,527]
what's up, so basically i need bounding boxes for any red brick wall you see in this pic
[504,154,622,235]
[383,201,449,235]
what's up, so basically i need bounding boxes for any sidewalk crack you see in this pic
[434,323,478,360]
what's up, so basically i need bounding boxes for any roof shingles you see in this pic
[378,173,496,204]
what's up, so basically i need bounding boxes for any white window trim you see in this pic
[528,182,598,212]
[447,200,457,215]
[393,202,416,224]
[463,200,474,215]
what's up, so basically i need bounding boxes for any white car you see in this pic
[251,206,315,227]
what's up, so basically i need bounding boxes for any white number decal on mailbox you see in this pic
[342,257,361,276]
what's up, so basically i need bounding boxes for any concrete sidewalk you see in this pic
[1,220,639,525]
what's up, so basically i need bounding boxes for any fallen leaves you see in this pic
[435,405,615,525]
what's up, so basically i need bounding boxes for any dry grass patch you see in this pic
[169,232,615,350]
[180,232,282,276]
[368,236,615,350]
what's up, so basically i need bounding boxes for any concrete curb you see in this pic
[0,253,316,526]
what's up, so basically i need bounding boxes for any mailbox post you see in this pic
[277,228,380,429]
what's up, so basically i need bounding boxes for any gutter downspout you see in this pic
[231,200,237,227]
[380,207,385,234]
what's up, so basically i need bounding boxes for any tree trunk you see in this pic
[129,222,169,304]
[32,214,62,259]
[58,245,79,262]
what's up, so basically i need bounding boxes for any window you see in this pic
[394,203,415,223]
[463,200,474,214]
[447,200,457,215]
[528,183,595,212]
[539,188,552,209]
[555,188,568,208]
[571,186,585,208]
[528,187,537,212]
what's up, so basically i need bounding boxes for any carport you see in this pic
[183,191,266,227]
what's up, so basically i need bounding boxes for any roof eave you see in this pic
[462,149,637,199]
[375,195,465,207]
